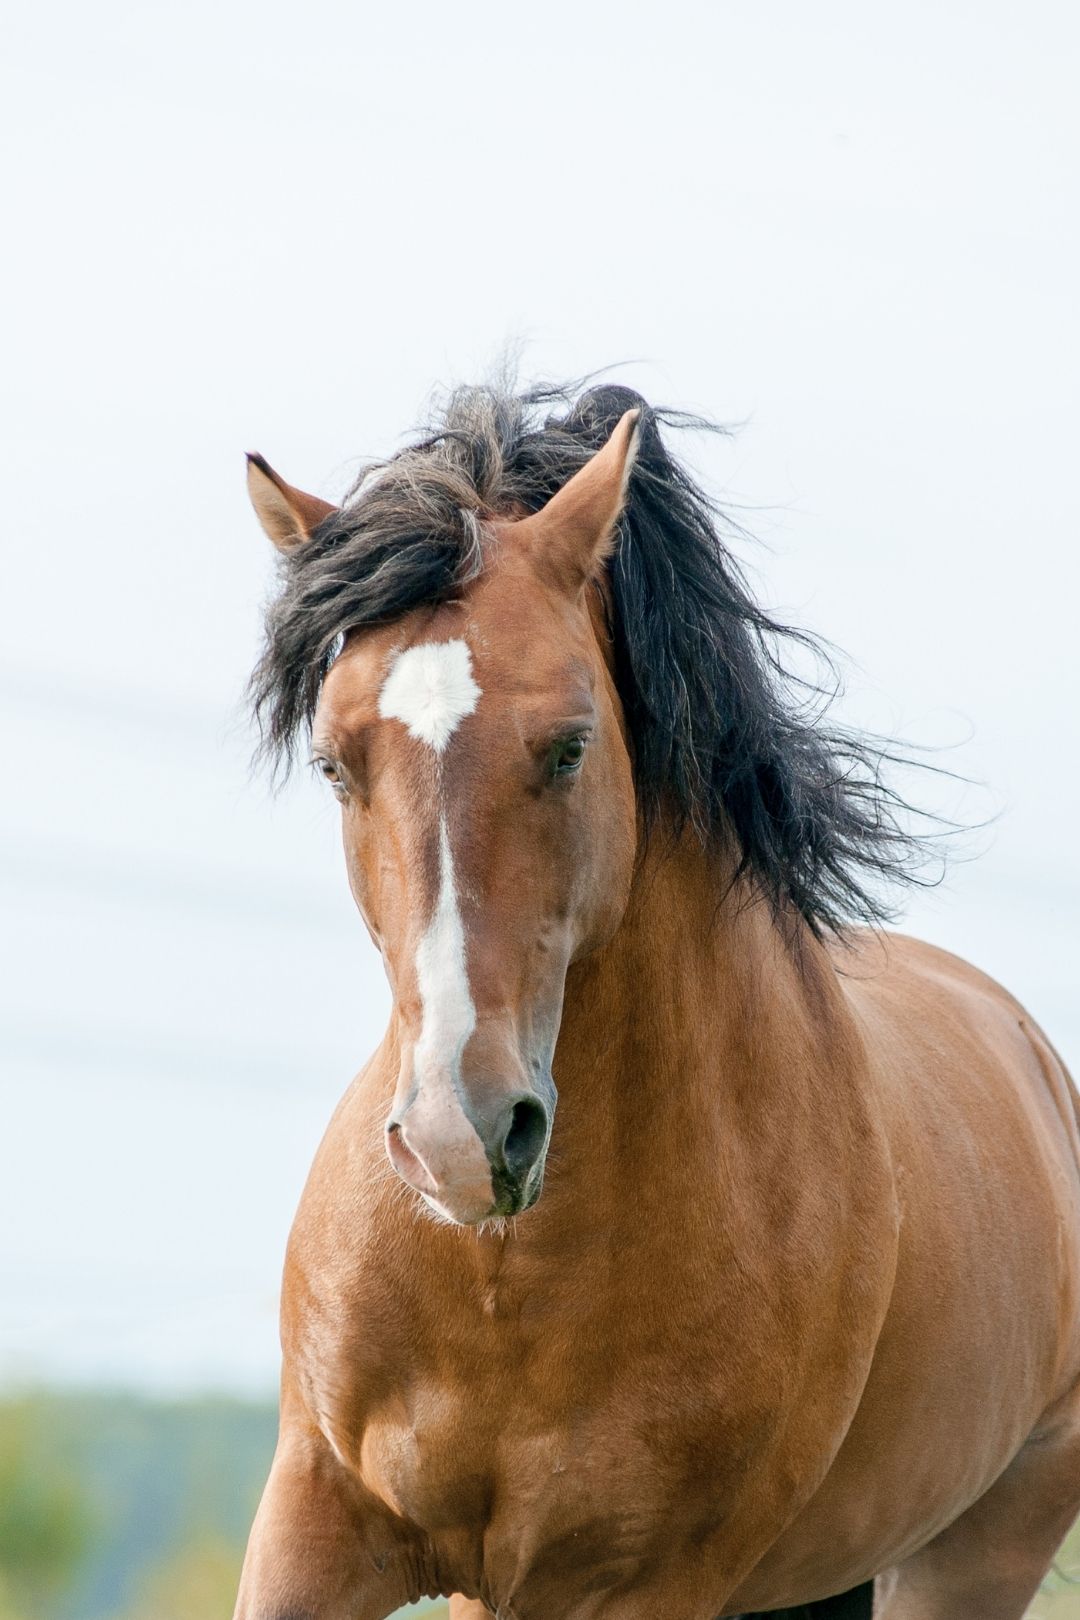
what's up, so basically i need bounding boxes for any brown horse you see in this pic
[236,382,1080,1620]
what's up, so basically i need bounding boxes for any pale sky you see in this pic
[2,0,1077,1391]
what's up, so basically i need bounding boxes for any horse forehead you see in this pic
[375,637,595,741]
[316,594,596,753]
[328,616,586,703]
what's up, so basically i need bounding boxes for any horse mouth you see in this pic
[490,1160,545,1219]
[409,1160,546,1227]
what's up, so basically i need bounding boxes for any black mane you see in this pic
[251,379,940,936]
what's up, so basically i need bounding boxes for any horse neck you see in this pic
[550,827,867,1209]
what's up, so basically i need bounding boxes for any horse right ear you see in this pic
[246,453,337,552]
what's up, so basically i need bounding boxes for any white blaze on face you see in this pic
[377,637,481,752]
[379,639,483,1177]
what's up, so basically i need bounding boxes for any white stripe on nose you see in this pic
[414,818,476,1094]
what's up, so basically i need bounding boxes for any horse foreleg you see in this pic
[233,1423,422,1620]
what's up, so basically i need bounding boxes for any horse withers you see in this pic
[234,382,1080,1620]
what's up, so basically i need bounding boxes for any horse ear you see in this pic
[527,409,641,591]
[246,453,337,552]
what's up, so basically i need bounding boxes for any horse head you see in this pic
[247,414,641,1223]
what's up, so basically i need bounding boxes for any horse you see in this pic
[235,380,1080,1620]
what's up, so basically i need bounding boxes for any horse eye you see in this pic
[314,758,346,795]
[551,735,587,777]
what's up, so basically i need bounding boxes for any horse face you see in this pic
[304,415,641,1224]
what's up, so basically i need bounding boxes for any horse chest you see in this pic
[321,1266,771,1606]
[290,1145,891,1603]
[356,1371,703,1590]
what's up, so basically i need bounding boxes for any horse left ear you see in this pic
[527,409,641,592]
[246,453,337,552]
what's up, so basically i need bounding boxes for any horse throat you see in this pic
[549,827,873,1221]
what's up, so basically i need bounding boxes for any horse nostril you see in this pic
[501,1096,549,1181]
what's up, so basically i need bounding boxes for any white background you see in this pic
[2,0,1077,1391]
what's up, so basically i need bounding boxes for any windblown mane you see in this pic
[251,379,939,935]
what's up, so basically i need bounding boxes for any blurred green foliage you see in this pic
[0,1393,274,1620]
[0,1390,1073,1619]
[0,1399,94,1619]
[1030,1517,1080,1619]
[0,1392,275,1620]
[113,1534,240,1620]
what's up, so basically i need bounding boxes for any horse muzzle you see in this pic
[386,1076,553,1223]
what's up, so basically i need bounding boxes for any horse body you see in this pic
[248,843,1080,1619]
[733,930,1080,1611]
[235,382,1080,1619]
